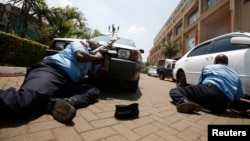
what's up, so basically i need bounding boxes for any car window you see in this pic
[117,38,136,47]
[90,36,136,47]
[211,37,249,53]
[166,63,171,68]
[54,41,66,50]
[187,42,211,57]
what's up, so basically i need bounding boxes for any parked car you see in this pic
[147,66,158,77]
[46,35,144,92]
[45,38,85,56]
[156,59,176,81]
[89,35,144,92]
[173,32,250,97]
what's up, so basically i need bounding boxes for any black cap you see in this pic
[114,103,139,120]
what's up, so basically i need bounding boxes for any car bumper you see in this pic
[150,73,159,77]
[172,68,177,80]
[97,58,141,81]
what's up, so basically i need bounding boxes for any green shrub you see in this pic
[0,32,48,67]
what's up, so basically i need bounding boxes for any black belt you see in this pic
[41,59,72,81]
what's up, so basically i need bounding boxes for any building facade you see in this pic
[148,0,250,65]
[0,3,18,33]
[0,2,38,39]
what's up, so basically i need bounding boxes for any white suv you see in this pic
[173,32,250,97]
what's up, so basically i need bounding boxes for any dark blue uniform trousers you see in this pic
[0,60,100,117]
[169,83,231,113]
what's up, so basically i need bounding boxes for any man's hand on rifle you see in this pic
[94,52,103,60]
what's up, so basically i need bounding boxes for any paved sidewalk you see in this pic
[0,67,249,141]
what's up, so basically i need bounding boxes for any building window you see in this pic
[244,0,250,3]
[176,24,182,35]
[188,37,196,50]
[188,9,198,25]
[168,33,173,40]
[206,0,218,10]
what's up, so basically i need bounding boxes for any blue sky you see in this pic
[1,0,180,62]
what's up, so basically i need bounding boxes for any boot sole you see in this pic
[177,102,201,113]
[52,100,76,122]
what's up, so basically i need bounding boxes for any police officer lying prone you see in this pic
[169,54,244,114]
[0,40,110,123]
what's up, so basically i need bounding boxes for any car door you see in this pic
[205,36,245,67]
[204,37,233,67]
[164,62,173,77]
[208,36,250,96]
[184,42,212,84]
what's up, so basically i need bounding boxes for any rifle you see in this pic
[92,37,120,54]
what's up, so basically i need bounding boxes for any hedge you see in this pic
[0,32,48,67]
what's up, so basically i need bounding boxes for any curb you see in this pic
[0,67,27,77]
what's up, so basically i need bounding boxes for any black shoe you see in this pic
[177,101,201,113]
[115,103,139,120]
[48,98,76,123]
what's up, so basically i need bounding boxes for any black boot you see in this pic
[177,100,201,113]
[64,97,99,108]
[47,98,76,123]
[63,97,80,108]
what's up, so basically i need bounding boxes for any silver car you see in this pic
[147,66,158,77]
[90,35,144,92]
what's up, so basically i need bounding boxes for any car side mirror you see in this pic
[172,64,175,69]
[231,37,250,46]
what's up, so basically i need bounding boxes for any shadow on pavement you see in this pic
[99,89,141,101]
[0,110,76,128]
[202,109,250,119]
[80,77,142,101]
[0,111,44,128]
[169,100,250,119]
[98,84,142,101]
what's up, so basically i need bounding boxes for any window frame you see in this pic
[187,9,198,26]
[187,42,212,57]
[210,36,250,53]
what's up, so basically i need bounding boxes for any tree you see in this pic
[9,0,47,38]
[29,2,52,44]
[45,6,89,38]
[162,39,179,59]
[31,5,90,43]
[8,0,101,42]
[91,29,103,38]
